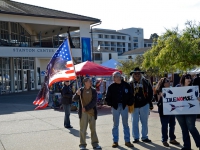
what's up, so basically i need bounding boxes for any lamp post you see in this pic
[90,21,102,62]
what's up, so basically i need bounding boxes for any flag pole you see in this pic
[66,38,84,109]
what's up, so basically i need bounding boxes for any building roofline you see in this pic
[0,0,101,23]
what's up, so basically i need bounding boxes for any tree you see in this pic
[117,59,136,77]
[142,21,200,73]
[117,55,159,77]
[150,33,159,40]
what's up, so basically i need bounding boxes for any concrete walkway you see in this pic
[0,91,200,150]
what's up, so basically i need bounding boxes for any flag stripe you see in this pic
[65,70,75,74]
[66,64,73,68]
[49,76,76,87]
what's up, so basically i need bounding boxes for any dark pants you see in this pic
[176,115,200,149]
[63,104,71,127]
[159,115,176,142]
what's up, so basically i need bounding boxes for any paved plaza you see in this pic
[0,91,200,150]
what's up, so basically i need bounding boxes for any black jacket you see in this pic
[130,78,153,108]
[72,87,98,120]
[61,85,73,105]
[105,80,134,110]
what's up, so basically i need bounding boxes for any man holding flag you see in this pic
[73,77,101,150]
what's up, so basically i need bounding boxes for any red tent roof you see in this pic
[75,61,122,76]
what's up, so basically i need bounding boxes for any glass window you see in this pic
[94,54,101,60]
[133,37,138,42]
[148,44,152,47]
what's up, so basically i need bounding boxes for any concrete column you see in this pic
[8,22,11,43]
[10,58,14,93]
[34,57,38,90]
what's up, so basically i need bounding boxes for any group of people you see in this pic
[59,67,200,150]
[156,74,200,150]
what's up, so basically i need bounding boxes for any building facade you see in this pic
[0,0,100,94]
[70,27,145,56]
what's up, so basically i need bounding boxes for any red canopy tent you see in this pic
[74,61,122,76]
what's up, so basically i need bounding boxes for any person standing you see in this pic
[73,77,101,150]
[105,71,134,148]
[61,80,73,128]
[156,77,180,147]
[129,67,153,143]
[175,74,200,150]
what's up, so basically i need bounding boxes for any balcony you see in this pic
[0,33,80,48]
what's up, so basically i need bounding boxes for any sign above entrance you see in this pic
[0,47,55,57]
[0,47,81,58]
[13,48,55,53]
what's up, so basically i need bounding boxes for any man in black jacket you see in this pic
[129,67,153,143]
[61,81,73,128]
[73,77,101,150]
[105,71,134,148]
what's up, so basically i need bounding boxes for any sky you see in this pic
[14,0,200,39]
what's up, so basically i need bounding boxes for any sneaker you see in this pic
[112,142,118,148]
[170,139,180,145]
[93,145,101,149]
[163,141,169,147]
[79,146,86,150]
[142,138,152,142]
[133,139,139,143]
[125,142,134,147]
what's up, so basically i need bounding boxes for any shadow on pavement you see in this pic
[136,142,182,150]
[0,90,45,115]
[68,128,90,139]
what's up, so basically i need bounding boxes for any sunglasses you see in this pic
[134,73,141,75]
[185,76,191,79]
[114,76,120,78]
[165,79,170,83]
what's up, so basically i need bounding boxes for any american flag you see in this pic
[33,39,76,110]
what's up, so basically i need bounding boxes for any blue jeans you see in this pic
[63,104,71,127]
[159,114,176,142]
[176,115,200,149]
[131,103,149,140]
[111,103,130,142]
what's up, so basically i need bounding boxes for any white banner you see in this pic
[162,86,200,115]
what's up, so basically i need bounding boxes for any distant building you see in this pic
[118,47,150,61]
[144,39,153,47]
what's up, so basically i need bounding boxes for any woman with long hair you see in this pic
[175,74,200,150]
[156,77,180,147]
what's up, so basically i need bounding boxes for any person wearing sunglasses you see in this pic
[176,74,200,150]
[156,77,180,147]
[129,67,153,143]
